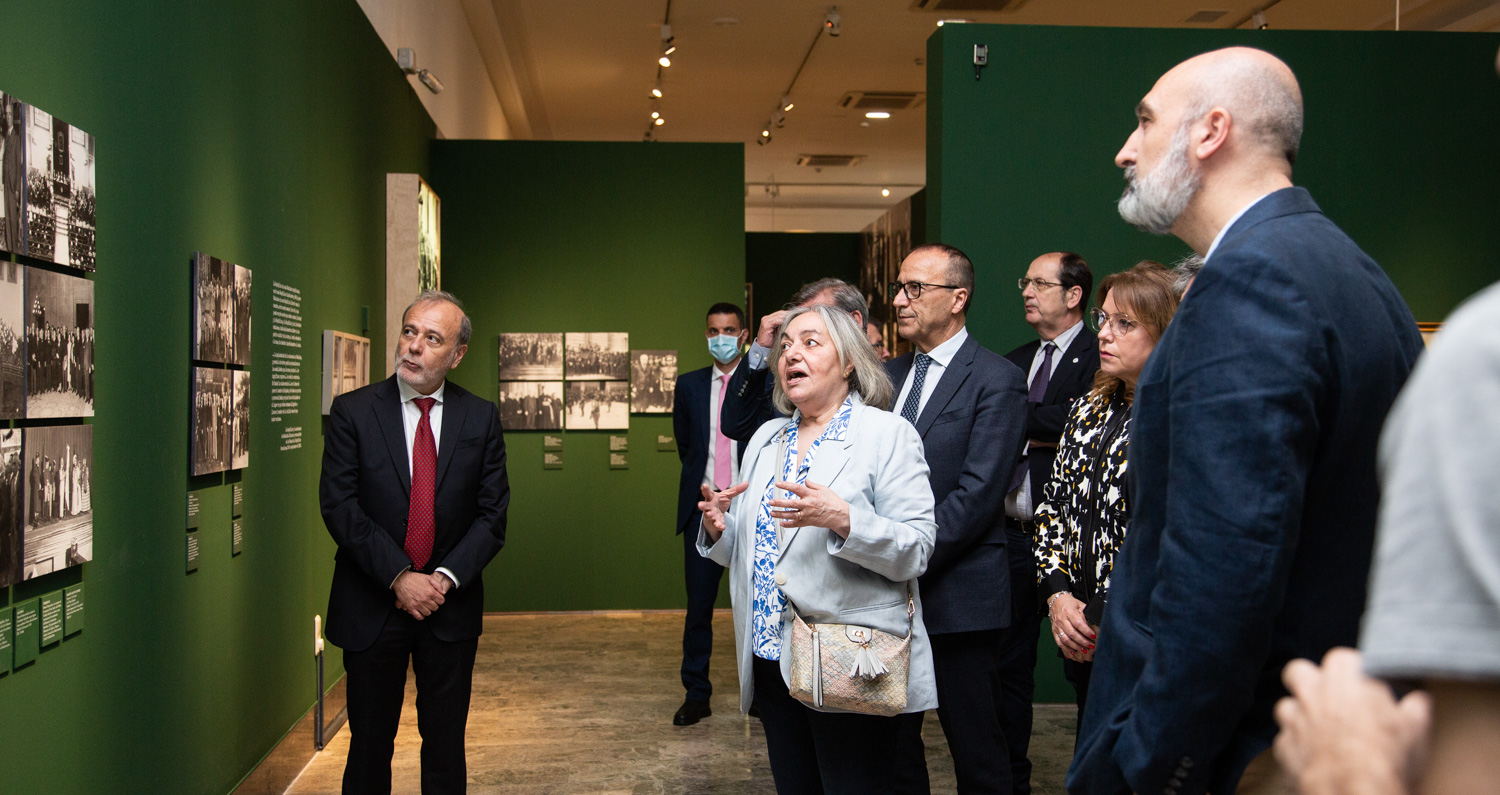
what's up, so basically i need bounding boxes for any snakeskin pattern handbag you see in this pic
[787,588,913,717]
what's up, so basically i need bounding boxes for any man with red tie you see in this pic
[669,302,750,726]
[321,290,509,794]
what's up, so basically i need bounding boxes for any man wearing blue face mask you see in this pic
[669,301,751,726]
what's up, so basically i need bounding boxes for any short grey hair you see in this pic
[1171,253,1204,298]
[789,278,869,325]
[404,289,472,346]
[770,305,893,415]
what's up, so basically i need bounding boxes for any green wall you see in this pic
[928,25,1500,701]
[929,25,1500,352]
[430,140,745,611]
[746,232,861,325]
[0,1,433,792]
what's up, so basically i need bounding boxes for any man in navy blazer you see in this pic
[1070,47,1423,795]
[321,291,509,793]
[669,302,750,726]
[885,243,1030,793]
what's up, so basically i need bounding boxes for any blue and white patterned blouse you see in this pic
[750,396,855,661]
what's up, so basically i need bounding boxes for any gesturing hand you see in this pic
[768,481,851,538]
[756,310,788,348]
[1048,592,1096,661]
[699,482,749,542]
[393,570,446,620]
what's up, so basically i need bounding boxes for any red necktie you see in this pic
[405,396,437,569]
[714,373,732,489]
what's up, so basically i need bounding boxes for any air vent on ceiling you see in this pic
[1183,9,1228,24]
[910,0,1030,12]
[796,155,867,168]
[839,92,926,112]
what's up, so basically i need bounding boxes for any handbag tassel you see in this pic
[849,643,888,680]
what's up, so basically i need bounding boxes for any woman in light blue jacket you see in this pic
[699,304,937,793]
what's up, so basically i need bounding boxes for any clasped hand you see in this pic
[1048,592,1097,661]
[393,570,452,620]
[768,481,851,538]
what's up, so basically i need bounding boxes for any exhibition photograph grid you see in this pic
[497,331,680,432]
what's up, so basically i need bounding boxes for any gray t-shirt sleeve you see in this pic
[1361,282,1500,681]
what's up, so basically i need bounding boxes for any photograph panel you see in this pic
[0,94,23,256]
[630,350,677,414]
[22,104,55,263]
[417,179,440,291]
[0,261,23,419]
[232,369,250,470]
[497,381,564,431]
[191,366,233,476]
[233,264,251,366]
[193,253,236,364]
[22,424,92,580]
[565,381,629,430]
[25,266,94,418]
[0,428,21,588]
[564,332,629,381]
[64,122,94,271]
[497,332,563,381]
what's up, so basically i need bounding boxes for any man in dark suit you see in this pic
[321,290,509,794]
[886,243,1029,793]
[669,301,750,726]
[1000,250,1099,793]
[1070,47,1423,795]
[719,278,867,443]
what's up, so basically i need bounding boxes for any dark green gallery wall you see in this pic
[928,25,1500,352]
[746,232,861,325]
[430,140,745,611]
[0,1,433,793]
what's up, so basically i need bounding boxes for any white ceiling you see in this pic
[376,0,1500,231]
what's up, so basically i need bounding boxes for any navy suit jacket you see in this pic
[320,376,510,652]
[886,334,1029,634]
[1069,188,1424,795]
[719,353,779,444]
[1004,331,1100,509]
[674,364,749,535]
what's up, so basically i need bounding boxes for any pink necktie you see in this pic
[406,397,437,569]
[714,374,732,490]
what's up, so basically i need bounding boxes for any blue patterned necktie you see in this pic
[899,353,932,424]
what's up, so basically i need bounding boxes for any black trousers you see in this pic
[342,609,479,795]
[752,656,903,794]
[681,520,725,702]
[928,628,1012,794]
[995,524,1042,795]
[1062,656,1093,741]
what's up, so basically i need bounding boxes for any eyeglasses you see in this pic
[1017,277,1064,291]
[888,281,961,301]
[1088,307,1141,337]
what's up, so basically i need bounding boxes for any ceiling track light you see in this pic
[781,95,794,112]
[824,7,841,37]
[396,47,444,94]
[755,7,840,145]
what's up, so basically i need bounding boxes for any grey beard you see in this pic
[1117,128,1200,235]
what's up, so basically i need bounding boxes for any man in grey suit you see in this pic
[886,243,1030,793]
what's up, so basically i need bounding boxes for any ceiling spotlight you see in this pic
[655,117,665,126]
[663,40,677,56]
[1253,10,1268,28]
[659,53,672,68]
[652,79,663,99]
[651,111,660,119]
[882,188,891,197]
[865,111,891,119]
[824,7,841,37]
[761,127,771,138]
[773,110,787,128]
[781,95,795,112]
[396,48,445,95]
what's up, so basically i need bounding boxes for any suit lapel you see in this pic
[914,336,976,435]
[1043,333,1095,404]
[375,378,411,493]
[694,368,713,445]
[434,385,468,490]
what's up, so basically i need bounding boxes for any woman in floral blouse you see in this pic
[1034,261,1180,722]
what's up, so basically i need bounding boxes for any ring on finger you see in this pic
[1057,632,1067,643]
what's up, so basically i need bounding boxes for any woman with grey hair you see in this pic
[698,304,938,792]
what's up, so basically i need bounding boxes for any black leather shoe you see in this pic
[673,699,712,726]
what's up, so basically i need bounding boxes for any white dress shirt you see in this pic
[1006,318,1086,520]
[893,327,970,420]
[703,363,741,488]
[396,377,459,587]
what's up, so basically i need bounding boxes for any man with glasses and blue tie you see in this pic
[885,243,1029,794]
[1000,250,1100,794]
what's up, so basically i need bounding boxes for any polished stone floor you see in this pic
[288,612,1079,794]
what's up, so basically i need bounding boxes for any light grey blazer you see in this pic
[698,396,938,715]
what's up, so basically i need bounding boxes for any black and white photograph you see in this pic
[26,266,94,418]
[192,366,233,476]
[321,329,371,414]
[564,332,629,381]
[630,350,677,414]
[341,333,361,396]
[565,381,629,430]
[22,105,95,270]
[193,252,236,365]
[497,381,564,431]
[233,264,251,366]
[498,332,563,381]
[0,429,22,588]
[0,262,24,419]
[22,424,92,581]
[0,93,24,257]
[232,369,250,470]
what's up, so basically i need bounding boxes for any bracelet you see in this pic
[1047,592,1067,610]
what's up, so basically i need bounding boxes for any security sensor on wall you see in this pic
[396,47,445,95]
[825,7,841,37]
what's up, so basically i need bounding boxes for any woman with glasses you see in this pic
[1033,261,1180,724]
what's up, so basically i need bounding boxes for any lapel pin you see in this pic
[1072,357,1078,363]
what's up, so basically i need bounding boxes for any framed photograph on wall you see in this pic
[232,264,252,366]
[21,105,94,270]
[23,424,93,580]
[0,93,25,258]
[322,329,371,414]
[232,369,250,470]
[0,261,24,419]
[498,332,563,381]
[192,253,235,365]
[565,381,629,430]
[497,381,564,431]
[191,366,232,476]
[564,332,628,381]
[25,265,94,418]
[0,428,22,588]
[630,350,677,414]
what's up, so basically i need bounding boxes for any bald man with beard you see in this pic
[1069,48,1423,795]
